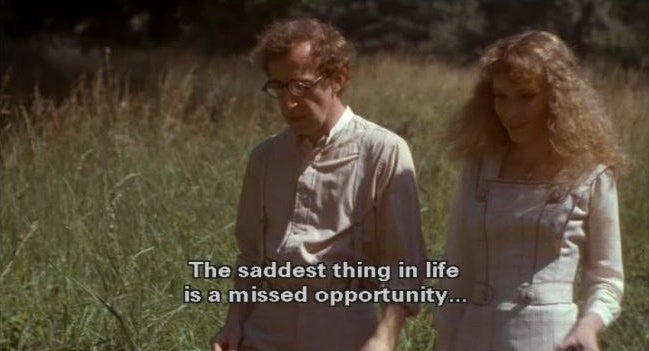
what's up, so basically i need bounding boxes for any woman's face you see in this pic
[492,72,550,145]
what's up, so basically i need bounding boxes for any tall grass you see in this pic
[1,55,647,350]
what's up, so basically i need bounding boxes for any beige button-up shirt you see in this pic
[234,107,425,314]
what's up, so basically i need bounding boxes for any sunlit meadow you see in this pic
[1,55,647,350]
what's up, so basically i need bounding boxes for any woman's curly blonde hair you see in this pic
[444,30,628,178]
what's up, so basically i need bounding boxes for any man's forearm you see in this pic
[372,303,407,348]
[223,276,259,327]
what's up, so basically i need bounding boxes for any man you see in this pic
[212,18,424,351]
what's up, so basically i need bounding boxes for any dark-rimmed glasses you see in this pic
[262,75,324,98]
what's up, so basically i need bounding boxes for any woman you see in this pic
[435,30,627,351]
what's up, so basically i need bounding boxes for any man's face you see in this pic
[266,41,343,142]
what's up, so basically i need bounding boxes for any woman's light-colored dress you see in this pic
[436,147,624,351]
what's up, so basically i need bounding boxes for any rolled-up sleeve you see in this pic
[374,136,426,316]
[582,169,624,327]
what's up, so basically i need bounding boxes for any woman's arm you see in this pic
[559,169,624,351]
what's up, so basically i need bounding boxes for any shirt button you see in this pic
[377,162,386,176]
[518,282,534,304]
[481,290,489,303]
[549,189,562,203]
[523,291,535,304]
[477,188,488,201]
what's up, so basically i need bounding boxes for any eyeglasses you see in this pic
[261,75,324,98]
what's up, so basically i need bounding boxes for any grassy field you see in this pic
[1,55,647,350]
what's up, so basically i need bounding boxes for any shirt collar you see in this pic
[295,106,354,149]
[326,106,353,144]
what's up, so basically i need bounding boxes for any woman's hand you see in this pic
[556,313,604,351]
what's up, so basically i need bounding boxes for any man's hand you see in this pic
[359,304,407,351]
[556,313,604,351]
[211,324,242,351]
[359,334,392,351]
[211,297,253,351]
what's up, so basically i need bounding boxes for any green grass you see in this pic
[1,55,647,350]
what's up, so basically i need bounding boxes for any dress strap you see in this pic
[474,151,491,286]
[583,164,609,184]
[474,146,507,202]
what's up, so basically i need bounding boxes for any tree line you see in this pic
[1,0,648,66]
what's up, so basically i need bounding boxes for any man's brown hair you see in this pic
[250,18,354,85]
